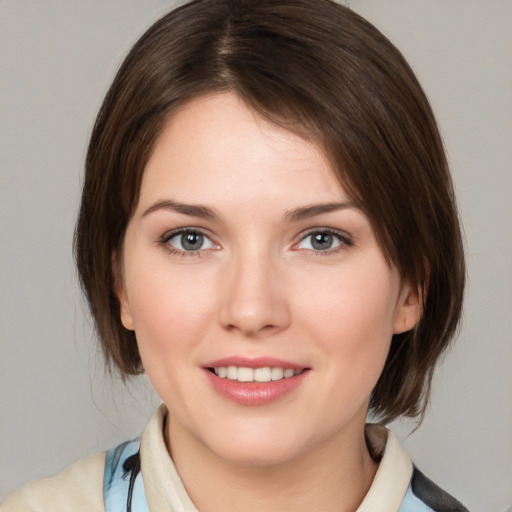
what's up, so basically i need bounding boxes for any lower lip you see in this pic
[204,369,308,406]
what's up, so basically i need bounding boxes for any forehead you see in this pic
[137,92,349,211]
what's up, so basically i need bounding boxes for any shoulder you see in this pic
[399,467,470,512]
[363,424,470,512]
[1,451,106,512]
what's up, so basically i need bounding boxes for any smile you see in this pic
[212,366,304,383]
[205,364,309,406]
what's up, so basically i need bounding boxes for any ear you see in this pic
[112,252,135,331]
[393,280,422,334]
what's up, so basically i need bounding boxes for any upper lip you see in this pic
[204,356,307,370]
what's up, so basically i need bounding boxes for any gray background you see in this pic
[1,1,511,510]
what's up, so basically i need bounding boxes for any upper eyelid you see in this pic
[161,227,219,252]
[161,226,214,241]
[298,227,352,240]
[292,227,353,250]
[160,227,219,257]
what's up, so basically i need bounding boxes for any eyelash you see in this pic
[160,228,217,257]
[159,227,353,257]
[294,228,353,256]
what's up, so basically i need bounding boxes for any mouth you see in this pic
[203,357,309,405]
[208,366,304,383]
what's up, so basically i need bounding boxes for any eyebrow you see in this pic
[283,202,357,222]
[142,200,220,220]
[142,199,357,223]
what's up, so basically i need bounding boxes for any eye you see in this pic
[295,230,351,253]
[164,229,216,253]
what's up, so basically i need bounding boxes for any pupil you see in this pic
[312,233,332,250]
[182,232,203,250]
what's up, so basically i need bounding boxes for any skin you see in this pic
[117,92,420,512]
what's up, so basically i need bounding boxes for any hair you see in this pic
[74,0,465,423]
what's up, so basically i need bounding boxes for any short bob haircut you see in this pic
[75,0,465,423]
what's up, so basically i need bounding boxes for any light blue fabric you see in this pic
[399,485,435,512]
[103,439,149,512]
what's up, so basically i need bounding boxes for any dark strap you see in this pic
[123,452,141,512]
[411,467,469,512]
[103,439,149,512]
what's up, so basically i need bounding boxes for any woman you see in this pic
[2,0,467,510]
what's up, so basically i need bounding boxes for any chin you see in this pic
[199,420,313,468]
[217,441,301,468]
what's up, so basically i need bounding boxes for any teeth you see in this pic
[226,365,238,380]
[213,366,303,383]
[271,367,283,380]
[237,367,253,382]
[254,367,271,382]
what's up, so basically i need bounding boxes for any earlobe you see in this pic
[119,293,135,331]
[393,281,422,334]
[112,252,135,331]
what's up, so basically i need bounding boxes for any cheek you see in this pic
[124,265,217,403]
[123,253,216,359]
[295,258,398,389]
[299,260,398,337]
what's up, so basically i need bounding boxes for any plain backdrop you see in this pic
[1,1,511,510]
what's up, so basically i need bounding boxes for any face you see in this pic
[118,93,419,467]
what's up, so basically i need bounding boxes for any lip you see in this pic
[204,356,305,370]
[203,356,309,406]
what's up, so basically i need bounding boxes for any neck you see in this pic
[166,416,378,512]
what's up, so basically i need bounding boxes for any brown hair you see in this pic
[74,0,465,423]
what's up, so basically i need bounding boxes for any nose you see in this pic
[218,249,291,338]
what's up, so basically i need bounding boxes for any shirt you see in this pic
[1,405,469,511]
